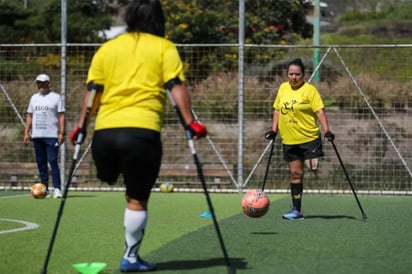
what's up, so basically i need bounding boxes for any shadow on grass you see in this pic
[250,231,278,235]
[304,215,356,220]
[66,194,98,198]
[156,257,247,271]
[109,257,248,273]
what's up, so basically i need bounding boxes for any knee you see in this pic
[48,158,59,166]
[126,197,147,211]
[290,170,303,182]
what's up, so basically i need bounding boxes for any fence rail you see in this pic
[0,43,411,193]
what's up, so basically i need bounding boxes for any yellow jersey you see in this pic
[273,81,324,145]
[87,32,185,132]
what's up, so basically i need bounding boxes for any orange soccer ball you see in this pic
[30,183,47,199]
[241,189,270,218]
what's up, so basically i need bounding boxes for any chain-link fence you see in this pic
[0,44,411,194]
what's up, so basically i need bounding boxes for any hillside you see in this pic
[315,0,412,32]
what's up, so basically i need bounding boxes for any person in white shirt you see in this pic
[24,74,65,198]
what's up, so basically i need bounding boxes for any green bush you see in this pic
[0,60,34,81]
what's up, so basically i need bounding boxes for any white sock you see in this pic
[123,208,147,263]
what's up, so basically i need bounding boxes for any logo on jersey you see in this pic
[280,99,298,115]
[34,106,49,112]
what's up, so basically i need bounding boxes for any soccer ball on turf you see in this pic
[241,189,270,218]
[31,183,47,199]
[160,182,174,193]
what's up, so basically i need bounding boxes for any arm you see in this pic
[165,78,207,139]
[170,82,194,125]
[316,108,334,141]
[23,113,32,144]
[265,109,279,140]
[70,84,102,145]
[76,89,101,128]
[57,113,65,144]
[272,109,280,133]
[316,108,330,134]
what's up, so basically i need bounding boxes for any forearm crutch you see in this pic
[41,88,96,274]
[166,89,235,274]
[331,140,367,220]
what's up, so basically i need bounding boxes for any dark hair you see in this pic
[125,0,165,37]
[287,58,305,75]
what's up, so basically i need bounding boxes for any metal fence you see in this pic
[0,43,411,194]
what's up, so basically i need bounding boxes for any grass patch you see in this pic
[0,191,411,273]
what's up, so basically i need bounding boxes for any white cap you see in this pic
[35,74,50,82]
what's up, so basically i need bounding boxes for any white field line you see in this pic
[0,219,39,234]
[1,186,411,195]
[0,193,30,199]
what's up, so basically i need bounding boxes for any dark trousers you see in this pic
[32,138,61,190]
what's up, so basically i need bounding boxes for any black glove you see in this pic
[265,130,277,140]
[324,131,335,142]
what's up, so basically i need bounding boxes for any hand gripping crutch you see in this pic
[41,88,96,274]
[166,89,235,274]
[330,140,367,220]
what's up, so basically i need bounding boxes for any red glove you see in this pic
[188,121,207,139]
[69,126,82,145]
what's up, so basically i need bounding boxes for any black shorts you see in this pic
[282,137,324,162]
[91,128,162,200]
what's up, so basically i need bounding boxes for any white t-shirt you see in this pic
[26,91,65,138]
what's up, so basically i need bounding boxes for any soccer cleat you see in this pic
[53,188,62,198]
[120,257,156,272]
[282,208,304,220]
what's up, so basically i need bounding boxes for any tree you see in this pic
[0,0,117,43]
[163,0,312,44]
[33,0,115,43]
[161,0,312,79]
[1,0,312,44]
[0,2,34,43]
[0,0,313,81]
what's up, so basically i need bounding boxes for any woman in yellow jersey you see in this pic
[70,0,207,272]
[265,58,334,220]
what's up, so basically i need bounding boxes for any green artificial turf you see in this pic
[0,191,411,274]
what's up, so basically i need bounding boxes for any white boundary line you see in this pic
[0,219,39,234]
[1,186,411,195]
[0,193,29,199]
